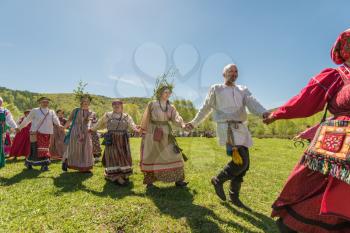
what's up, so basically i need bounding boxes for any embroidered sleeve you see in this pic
[5,110,17,129]
[126,114,137,131]
[273,68,343,120]
[91,113,107,131]
[19,109,34,130]
[140,102,152,131]
[170,105,185,128]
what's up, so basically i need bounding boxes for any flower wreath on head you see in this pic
[73,81,93,104]
[153,69,177,100]
[77,93,93,103]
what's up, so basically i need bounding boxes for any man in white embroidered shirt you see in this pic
[186,64,268,210]
[17,97,62,171]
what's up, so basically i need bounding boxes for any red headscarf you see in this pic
[331,29,350,65]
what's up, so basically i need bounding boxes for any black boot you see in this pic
[175,180,188,187]
[229,181,252,211]
[211,168,232,201]
[276,218,297,233]
[40,164,49,172]
[24,160,33,170]
[211,177,226,201]
[62,161,68,172]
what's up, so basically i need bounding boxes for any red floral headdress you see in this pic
[331,29,350,65]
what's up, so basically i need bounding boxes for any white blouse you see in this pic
[19,107,61,134]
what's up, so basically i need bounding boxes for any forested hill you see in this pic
[0,86,201,130]
[0,86,150,118]
[0,86,326,138]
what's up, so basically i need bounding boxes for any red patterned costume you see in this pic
[9,115,31,158]
[271,29,350,233]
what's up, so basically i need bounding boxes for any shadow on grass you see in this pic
[53,172,93,194]
[52,172,140,200]
[146,186,257,233]
[0,168,41,186]
[49,159,63,164]
[87,180,143,200]
[221,202,278,233]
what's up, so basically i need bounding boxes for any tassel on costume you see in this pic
[226,143,243,165]
[232,147,243,165]
[226,122,243,165]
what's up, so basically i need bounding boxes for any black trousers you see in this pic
[217,146,250,189]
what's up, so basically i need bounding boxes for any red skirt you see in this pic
[272,163,350,233]
[9,125,30,158]
[37,133,51,158]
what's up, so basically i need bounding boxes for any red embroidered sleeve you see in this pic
[273,68,343,120]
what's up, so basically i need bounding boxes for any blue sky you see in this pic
[0,0,349,109]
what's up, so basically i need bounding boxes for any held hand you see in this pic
[185,123,194,131]
[63,121,71,130]
[263,113,276,125]
[262,112,270,120]
[133,128,140,134]
[134,126,141,133]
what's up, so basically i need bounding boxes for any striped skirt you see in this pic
[102,131,132,181]
[64,129,93,172]
[49,125,66,160]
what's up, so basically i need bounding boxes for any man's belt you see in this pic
[227,120,243,129]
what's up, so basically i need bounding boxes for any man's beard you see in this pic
[224,75,236,84]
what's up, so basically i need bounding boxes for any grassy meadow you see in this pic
[0,138,303,233]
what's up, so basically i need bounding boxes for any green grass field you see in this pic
[0,138,303,233]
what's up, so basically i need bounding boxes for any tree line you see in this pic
[0,86,323,138]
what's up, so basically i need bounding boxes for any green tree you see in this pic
[124,104,142,124]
